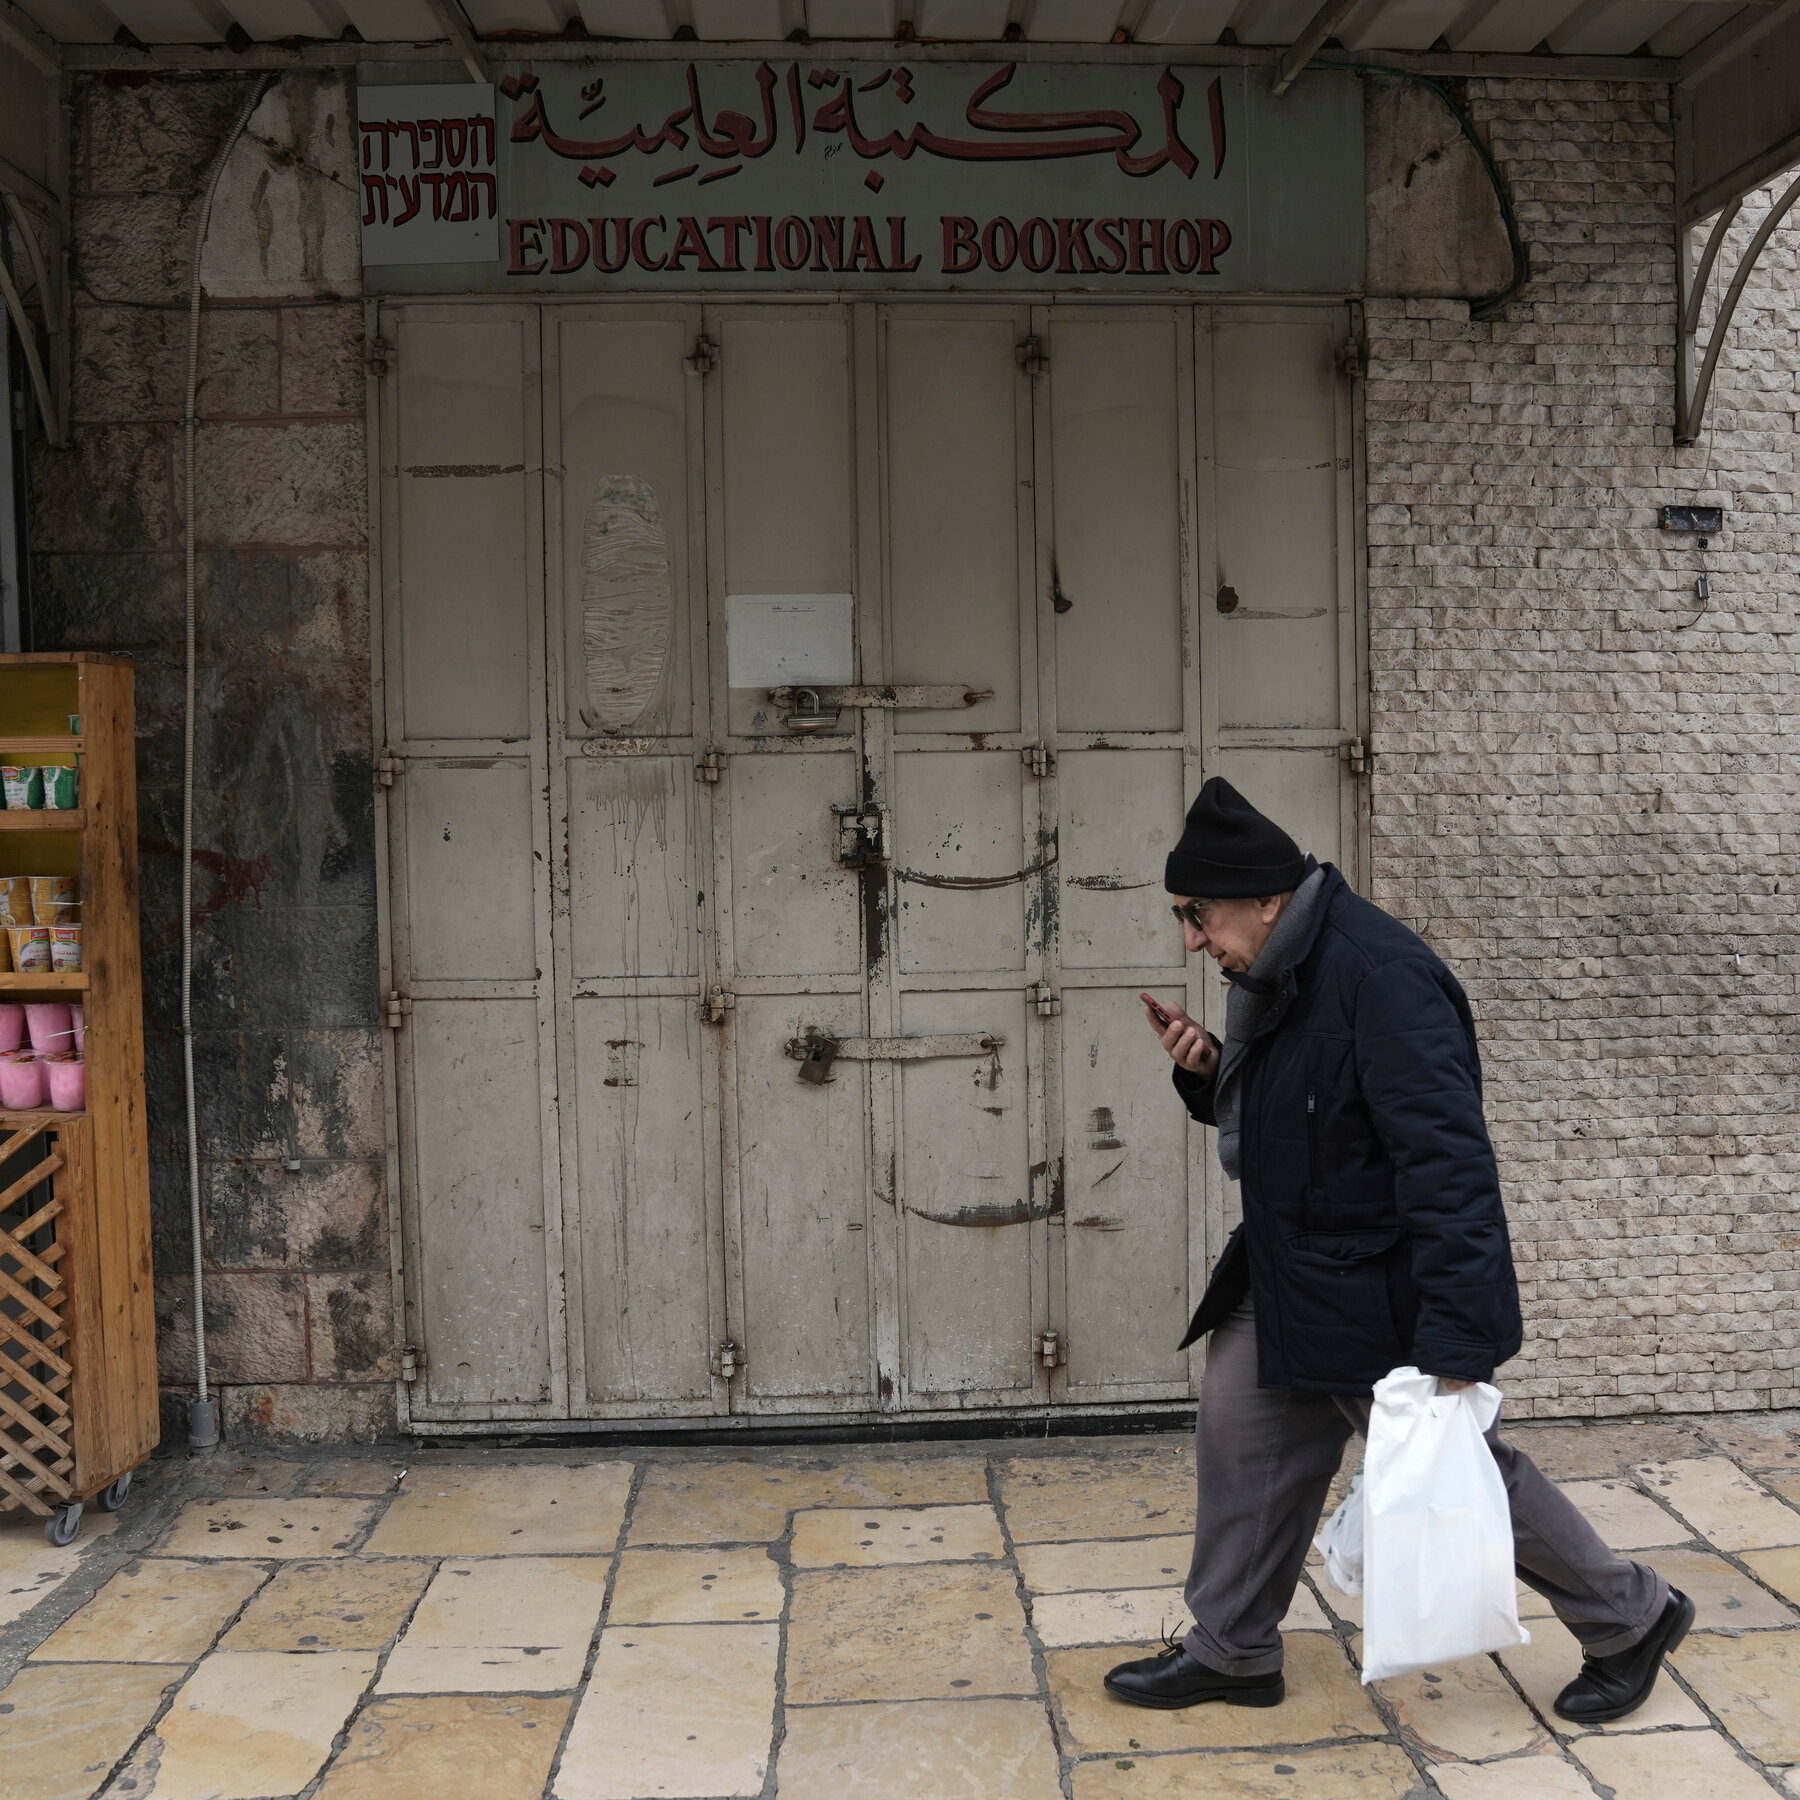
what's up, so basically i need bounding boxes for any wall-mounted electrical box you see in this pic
[1659,505,1725,535]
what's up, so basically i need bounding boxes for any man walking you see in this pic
[1105,778,1691,1723]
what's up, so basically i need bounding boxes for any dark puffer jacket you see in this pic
[1175,865,1522,1391]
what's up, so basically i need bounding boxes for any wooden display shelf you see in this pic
[0,737,84,755]
[0,810,84,830]
[0,1107,89,1123]
[0,972,90,991]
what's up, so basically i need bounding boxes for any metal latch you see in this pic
[399,1344,424,1382]
[1037,1329,1065,1368]
[701,987,735,1026]
[772,685,992,728]
[685,335,718,376]
[1030,982,1062,1018]
[1341,737,1368,776]
[376,753,402,789]
[712,1340,745,1378]
[695,750,723,783]
[786,1028,1004,1083]
[833,802,887,868]
[384,992,412,1029]
[365,335,394,378]
[1017,336,1049,377]
[1022,745,1053,778]
[1338,340,1364,380]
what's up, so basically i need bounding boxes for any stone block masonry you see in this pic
[29,70,391,1444]
[1364,81,1800,1417]
[24,67,1800,1438]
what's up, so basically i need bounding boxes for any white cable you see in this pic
[182,74,274,1414]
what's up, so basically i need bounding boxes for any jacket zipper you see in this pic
[1307,1089,1322,1197]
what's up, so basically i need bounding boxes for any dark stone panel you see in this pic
[26,425,177,554]
[72,303,280,425]
[203,1155,387,1272]
[79,73,265,198]
[221,1381,399,1445]
[309,1270,394,1380]
[155,1269,309,1384]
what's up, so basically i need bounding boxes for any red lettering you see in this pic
[886,215,921,273]
[631,215,668,270]
[667,214,721,272]
[548,217,589,274]
[1020,217,1055,274]
[1055,217,1096,274]
[507,217,547,275]
[754,214,775,271]
[709,215,750,271]
[1165,219,1200,275]
[1197,217,1231,275]
[810,214,844,272]
[843,215,883,273]
[942,215,980,275]
[1127,217,1165,274]
[1092,218,1126,275]
[775,215,810,269]
[592,217,630,274]
[983,216,1018,272]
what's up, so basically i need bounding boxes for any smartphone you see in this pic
[1140,992,1176,1028]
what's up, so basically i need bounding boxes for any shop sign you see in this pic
[358,83,500,265]
[362,62,1362,294]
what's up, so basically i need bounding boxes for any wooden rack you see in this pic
[0,654,156,1542]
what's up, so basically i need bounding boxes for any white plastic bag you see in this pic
[1359,1367,1530,1684]
[1314,1466,1365,1597]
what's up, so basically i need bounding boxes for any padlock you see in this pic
[797,1035,839,1084]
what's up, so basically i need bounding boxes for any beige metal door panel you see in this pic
[890,752,1031,977]
[1057,749,1187,973]
[566,755,701,982]
[1213,314,1344,732]
[543,303,725,1419]
[884,310,1031,737]
[573,996,718,1409]
[1059,987,1195,1395]
[1046,313,1186,736]
[401,762,540,984]
[393,315,535,743]
[730,996,873,1404]
[406,998,555,1413]
[727,752,863,981]
[895,987,1041,1402]
[1206,748,1344,869]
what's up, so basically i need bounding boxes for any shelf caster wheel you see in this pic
[98,1471,132,1512]
[44,1502,82,1547]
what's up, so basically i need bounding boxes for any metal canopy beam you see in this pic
[1273,0,1361,95]
[422,0,486,83]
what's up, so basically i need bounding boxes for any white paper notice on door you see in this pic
[726,594,856,687]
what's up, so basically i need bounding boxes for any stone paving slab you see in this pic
[0,1414,1796,1798]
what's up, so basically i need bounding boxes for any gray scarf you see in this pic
[1213,865,1328,1181]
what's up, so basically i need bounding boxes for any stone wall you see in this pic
[27,66,1800,1439]
[1365,81,1800,1417]
[29,71,392,1443]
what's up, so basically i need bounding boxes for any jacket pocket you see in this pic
[1286,1226,1404,1270]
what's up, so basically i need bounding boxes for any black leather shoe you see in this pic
[1103,1637,1284,1711]
[1553,1588,1695,1724]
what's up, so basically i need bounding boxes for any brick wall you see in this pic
[29,72,393,1443]
[1364,80,1800,1417]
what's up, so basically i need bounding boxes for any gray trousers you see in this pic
[1183,1303,1670,1678]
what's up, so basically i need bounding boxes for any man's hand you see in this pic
[1436,1378,1473,1392]
[1145,999,1218,1079]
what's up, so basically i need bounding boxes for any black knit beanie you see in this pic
[1164,777,1308,897]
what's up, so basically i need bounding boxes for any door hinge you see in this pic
[1017,336,1049,377]
[1341,736,1369,776]
[1338,339,1364,380]
[832,801,888,868]
[365,335,394,378]
[376,752,402,789]
[685,335,719,376]
[1037,1329,1065,1368]
[1022,745,1054,778]
[712,1339,745,1378]
[399,1343,424,1382]
[700,986,735,1026]
[384,991,412,1029]
[695,750,723,783]
[1030,982,1062,1018]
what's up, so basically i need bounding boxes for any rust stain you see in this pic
[139,836,272,943]
[1068,875,1154,890]
[1087,1106,1123,1151]
[897,852,1058,891]
[1073,1215,1125,1231]
[1092,1158,1126,1187]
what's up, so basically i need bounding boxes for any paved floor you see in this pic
[3,1414,1800,1799]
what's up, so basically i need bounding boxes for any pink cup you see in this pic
[24,1001,72,1053]
[45,1055,84,1113]
[70,1003,84,1056]
[0,1003,23,1053]
[0,1052,46,1110]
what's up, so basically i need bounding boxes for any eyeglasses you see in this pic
[1170,898,1221,931]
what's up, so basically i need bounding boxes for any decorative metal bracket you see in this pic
[1676,169,1800,445]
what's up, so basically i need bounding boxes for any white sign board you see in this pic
[727,594,856,687]
[359,83,499,266]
